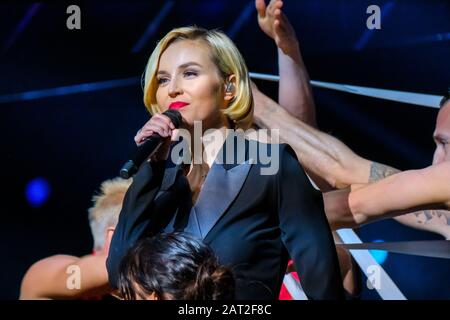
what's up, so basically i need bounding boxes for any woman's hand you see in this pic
[134,113,179,162]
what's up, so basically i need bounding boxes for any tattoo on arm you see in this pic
[368,161,400,182]
[395,209,450,240]
[368,162,450,230]
[411,210,449,225]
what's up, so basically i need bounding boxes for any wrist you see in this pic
[255,100,277,127]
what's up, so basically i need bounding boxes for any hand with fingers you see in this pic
[255,0,299,57]
[134,113,179,162]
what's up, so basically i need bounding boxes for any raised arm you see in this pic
[252,84,371,191]
[256,0,316,126]
[253,85,450,237]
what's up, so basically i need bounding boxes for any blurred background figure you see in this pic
[20,177,131,299]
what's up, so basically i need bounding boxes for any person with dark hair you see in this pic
[117,232,234,300]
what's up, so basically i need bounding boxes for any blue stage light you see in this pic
[0,77,140,103]
[131,1,174,53]
[25,177,51,207]
[369,239,388,265]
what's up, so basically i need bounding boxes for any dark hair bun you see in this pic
[118,232,235,300]
[185,257,235,300]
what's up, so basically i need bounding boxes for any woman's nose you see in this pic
[168,78,182,98]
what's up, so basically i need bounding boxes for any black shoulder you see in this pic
[278,143,310,182]
[244,139,304,178]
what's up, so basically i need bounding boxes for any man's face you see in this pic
[433,101,450,164]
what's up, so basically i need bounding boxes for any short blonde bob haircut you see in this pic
[142,26,253,130]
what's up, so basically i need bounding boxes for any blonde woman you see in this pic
[107,26,344,300]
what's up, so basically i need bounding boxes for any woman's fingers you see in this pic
[134,113,174,145]
[170,129,180,142]
[144,124,170,139]
[135,130,153,145]
[152,113,176,130]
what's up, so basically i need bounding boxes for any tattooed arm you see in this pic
[367,162,450,239]
[324,162,450,238]
[251,82,450,237]
[368,161,400,182]
[393,210,450,239]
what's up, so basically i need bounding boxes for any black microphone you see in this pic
[120,109,182,179]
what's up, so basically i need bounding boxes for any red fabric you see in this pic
[279,260,300,300]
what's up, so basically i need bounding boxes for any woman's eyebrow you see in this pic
[156,70,169,75]
[178,62,202,69]
[157,62,202,75]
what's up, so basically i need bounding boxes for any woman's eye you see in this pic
[184,70,198,77]
[157,78,169,85]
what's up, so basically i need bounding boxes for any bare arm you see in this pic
[256,0,316,126]
[324,162,450,233]
[393,210,450,240]
[365,161,450,239]
[349,162,450,223]
[253,87,450,237]
[20,254,111,300]
[252,84,371,191]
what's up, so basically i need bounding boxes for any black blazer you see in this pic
[107,132,344,299]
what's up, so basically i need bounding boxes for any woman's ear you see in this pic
[224,74,237,102]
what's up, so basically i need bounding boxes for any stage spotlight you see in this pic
[369,239,389,265]
[25,177,51,207]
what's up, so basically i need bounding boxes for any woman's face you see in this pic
[155,39,230,129]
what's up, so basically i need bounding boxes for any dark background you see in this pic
[1,0,449,299]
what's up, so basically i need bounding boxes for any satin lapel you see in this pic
[177,132,253,239]
[156,139,188,196]
[194,159,253,239]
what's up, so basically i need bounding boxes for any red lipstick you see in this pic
[169,101,189,110]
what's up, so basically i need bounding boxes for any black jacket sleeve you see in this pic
[106,160,166,288]
[277,144,345,299]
